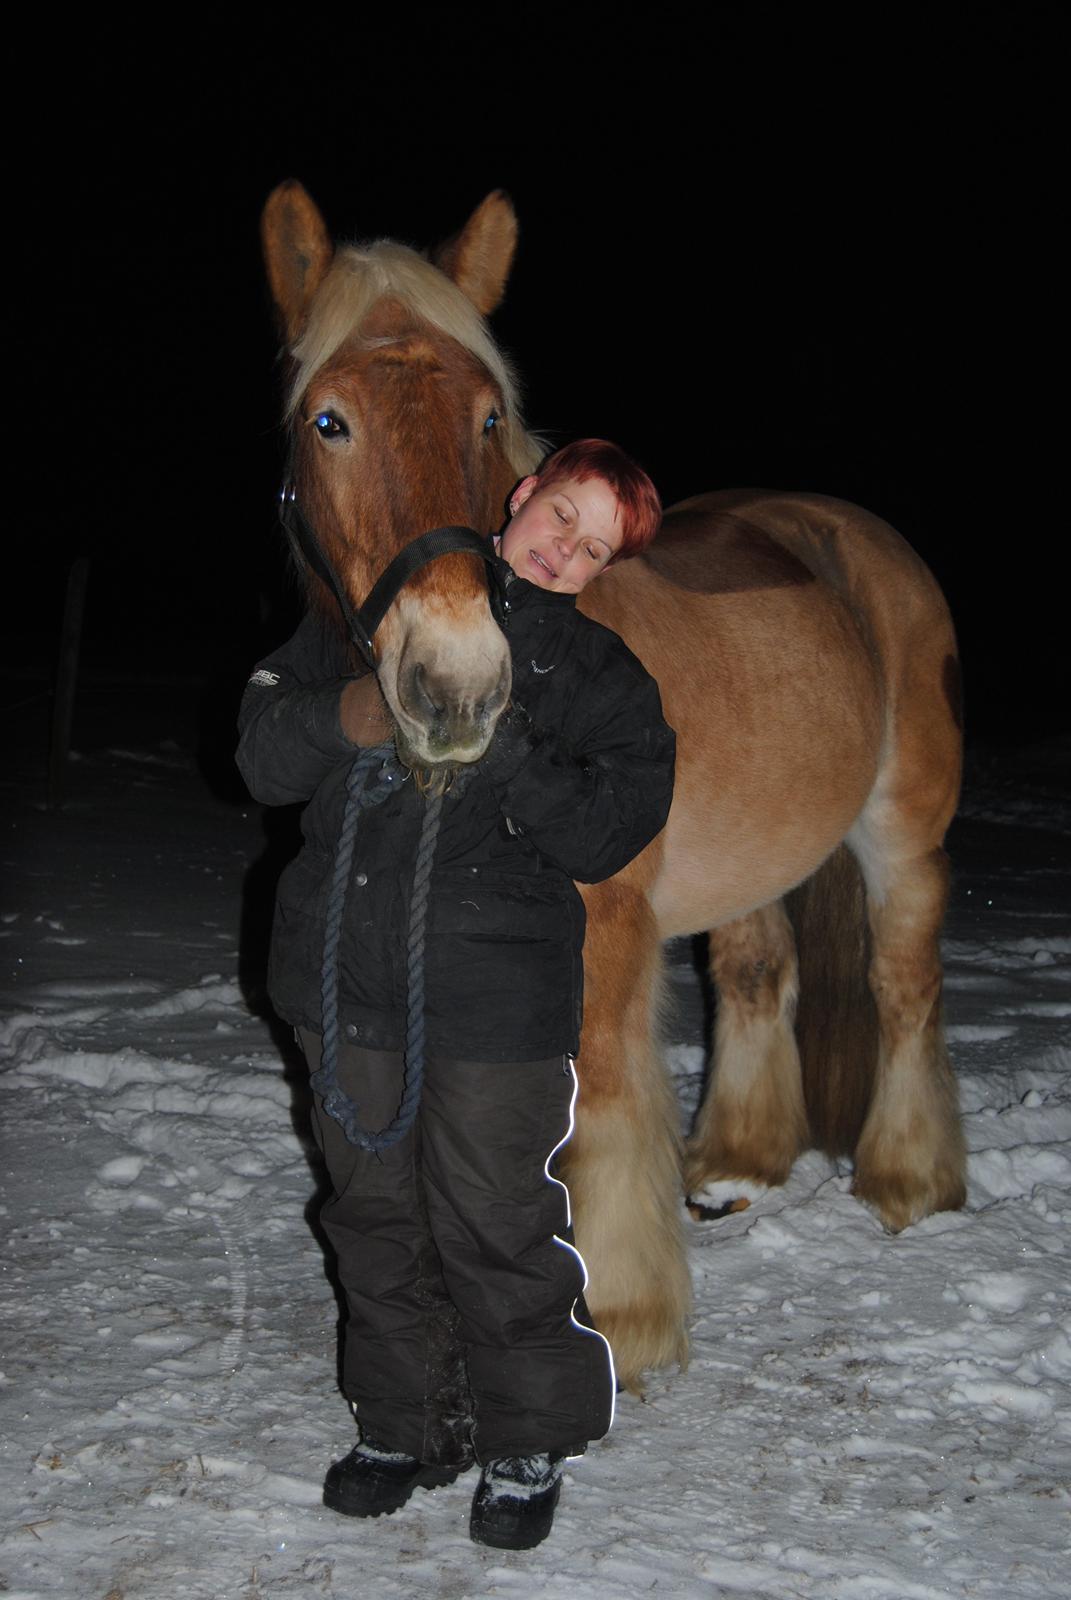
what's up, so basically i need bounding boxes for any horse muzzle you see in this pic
[391,650,511,768]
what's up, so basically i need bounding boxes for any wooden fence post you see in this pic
[48,558,91,810]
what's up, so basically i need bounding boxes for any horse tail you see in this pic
[787,844,878,1155]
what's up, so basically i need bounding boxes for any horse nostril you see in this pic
[414,665,445,719]
[483,680,509,720]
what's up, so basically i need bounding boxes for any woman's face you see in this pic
[498,474,623,594]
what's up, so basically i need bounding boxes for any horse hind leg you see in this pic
[684,899,808,1203]
[563,870,690,1390]
[848,823,966,1231]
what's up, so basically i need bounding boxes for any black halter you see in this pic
[278,478,507,671]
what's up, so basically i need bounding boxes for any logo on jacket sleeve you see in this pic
[248,669,281,687]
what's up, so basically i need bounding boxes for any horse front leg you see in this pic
[685,900,808,1199]
[853,845,966,1231]
[562,865,690,1390]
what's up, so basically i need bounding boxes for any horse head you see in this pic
[261,182,540,770]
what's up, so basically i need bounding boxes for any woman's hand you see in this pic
[478,704,540,784]
[340,675,393,748]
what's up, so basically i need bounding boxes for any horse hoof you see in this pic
[684,1173,772,1222]
[851,1170,967,1233]
[686,1193,751,1222]
[590,1301,690,1390]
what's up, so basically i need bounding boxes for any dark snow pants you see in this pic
[300,1032,615,1466]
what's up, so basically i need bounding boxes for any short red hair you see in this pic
[534,439,661,563]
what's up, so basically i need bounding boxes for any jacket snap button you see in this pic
[354,871,368,887]
[345,1023,358,1039]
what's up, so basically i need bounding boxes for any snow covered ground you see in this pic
[2,687,1069,1599]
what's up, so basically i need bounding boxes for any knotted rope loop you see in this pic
[310,742,445,1153]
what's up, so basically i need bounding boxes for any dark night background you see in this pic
[13,4,1065,778]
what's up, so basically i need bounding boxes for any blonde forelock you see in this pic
[285,242,542,478]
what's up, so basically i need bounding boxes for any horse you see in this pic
[260,181,966,1390]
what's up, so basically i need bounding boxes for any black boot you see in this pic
[469,1454,563,1550]
[323,1438,461,1519]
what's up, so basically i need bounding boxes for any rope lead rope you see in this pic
[310,744,444,1153]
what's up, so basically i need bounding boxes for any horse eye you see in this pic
[313,411,348,440]
[483,410,500,434]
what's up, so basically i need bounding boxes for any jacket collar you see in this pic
[491,553,578,612]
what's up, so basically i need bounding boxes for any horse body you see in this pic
[260,184,966,1392]
[586,494,881,932]
[586,487,960,935]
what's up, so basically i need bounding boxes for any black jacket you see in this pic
[236,564,675,1060]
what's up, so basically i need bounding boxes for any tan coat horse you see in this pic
[261,183,966,1390]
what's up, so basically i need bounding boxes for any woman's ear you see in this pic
[510,476,539,515]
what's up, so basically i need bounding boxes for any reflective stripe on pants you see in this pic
[300,1032,615,1465]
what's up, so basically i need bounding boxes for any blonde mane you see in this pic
[286,241,542,478]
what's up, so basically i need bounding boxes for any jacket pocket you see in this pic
[425,883,582,1056]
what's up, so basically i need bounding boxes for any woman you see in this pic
[237,439,674,1550]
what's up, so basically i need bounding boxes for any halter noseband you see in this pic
[278,480,507,671]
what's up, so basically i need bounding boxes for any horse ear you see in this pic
[261,181,335,343]
[434,190,518,316]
